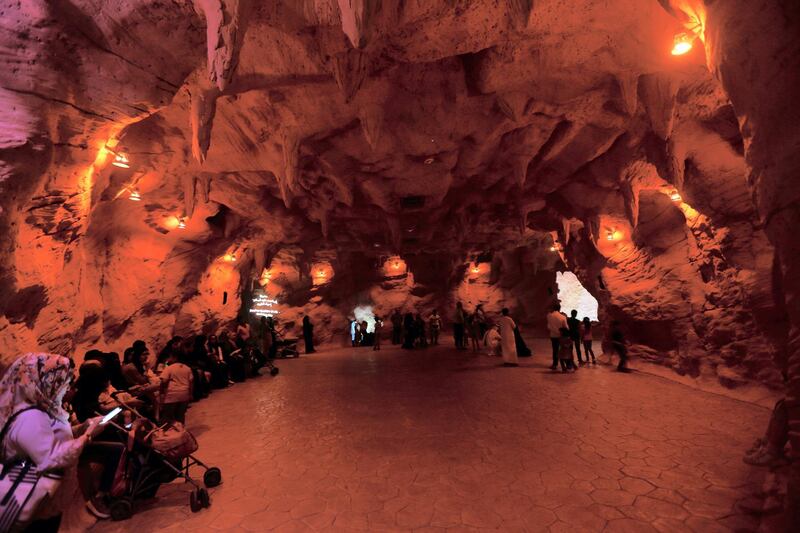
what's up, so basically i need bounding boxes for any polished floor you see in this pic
[94,340,772,532]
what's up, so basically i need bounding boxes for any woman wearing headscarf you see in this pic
[0,353,106,530]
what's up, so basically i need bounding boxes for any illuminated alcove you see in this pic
[556,271,599,321]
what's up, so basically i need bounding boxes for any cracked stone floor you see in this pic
[94,339,772,532]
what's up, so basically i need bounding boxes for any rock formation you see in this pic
[0,1,798,505]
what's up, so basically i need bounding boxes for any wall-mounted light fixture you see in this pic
[129,190,141,202]
[112,153,130,168]
[671,32,694,55]
[223,253,236,262]
[669,190,682,202]
[177,218,186,229]
[606,229,621,241]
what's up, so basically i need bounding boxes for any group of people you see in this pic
[545,303,630,373]
[0,319,281,531]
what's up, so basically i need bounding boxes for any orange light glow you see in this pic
[471,265,480,273]
[669,191,682,202]
[393,261,400,269]
[223,253,236,262]
[164,215,181,230]
[177,219,186,229]
[606,230,621,241]
[671,33,694,55]
[112,152,130,168]
[317,270,326,277]
[129,190,141,202]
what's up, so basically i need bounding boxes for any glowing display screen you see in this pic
[250,289,279,317]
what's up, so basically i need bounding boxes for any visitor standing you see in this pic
[159,351,194,424]
[391,310,403,345]
[475,304,488,338]
[547,304,569,370]
[302,315,315,354]
[259,316,273,359]
[467,312,481,352]
[581,317,596,364]
[609,320,630,372]
[497,308,518,366]
[373,316,383,350]
[429,309,442,345]
[402,313,416,349]
[350,318,358,347]
[235,317,251,349]
[415,313,428,348]
[567,310,584,364]
[453,302,466,350]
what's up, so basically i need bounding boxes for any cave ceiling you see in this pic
[43,0,734,262]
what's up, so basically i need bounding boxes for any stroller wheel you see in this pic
[190,490,202,513]
[109,498,133,521]
[198,488,211,508]
[204,467,222,488]
[270,367,280,376]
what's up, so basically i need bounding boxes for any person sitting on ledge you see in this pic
[121,345,160,402]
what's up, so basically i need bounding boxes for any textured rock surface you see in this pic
[0,0,795,402]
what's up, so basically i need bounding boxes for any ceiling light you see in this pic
[669,190,682,202]
[671,32,694,55]
[177,219,186,229]
[606,230,621,241]
[224,253,236,262]
[129,190,141,201]
[112,152,130,168]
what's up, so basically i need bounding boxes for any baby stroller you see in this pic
[103,401,223,520]
[272,329,299,359]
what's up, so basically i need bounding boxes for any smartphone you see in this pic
[100,407,123,425]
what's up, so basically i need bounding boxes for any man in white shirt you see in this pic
[546,303,569,370]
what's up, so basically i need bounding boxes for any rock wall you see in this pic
[0,0,793,404]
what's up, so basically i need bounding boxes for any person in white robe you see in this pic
[497,308,518,366]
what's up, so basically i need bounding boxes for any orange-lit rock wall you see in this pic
[0,0,792,412]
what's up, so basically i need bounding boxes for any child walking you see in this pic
[559,328,577,373]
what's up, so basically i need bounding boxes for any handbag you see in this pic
[0,407,64,532]
[146,422,198,461]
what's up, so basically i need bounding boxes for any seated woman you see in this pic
[69,362,126,519]
[483,324,502,356]
[121,346,160,405]
[220,330,247,382]
[0,353,108,530]
[205,334,231,388]
[159,351,194,424]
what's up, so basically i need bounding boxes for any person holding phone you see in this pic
[0,353,111,529]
